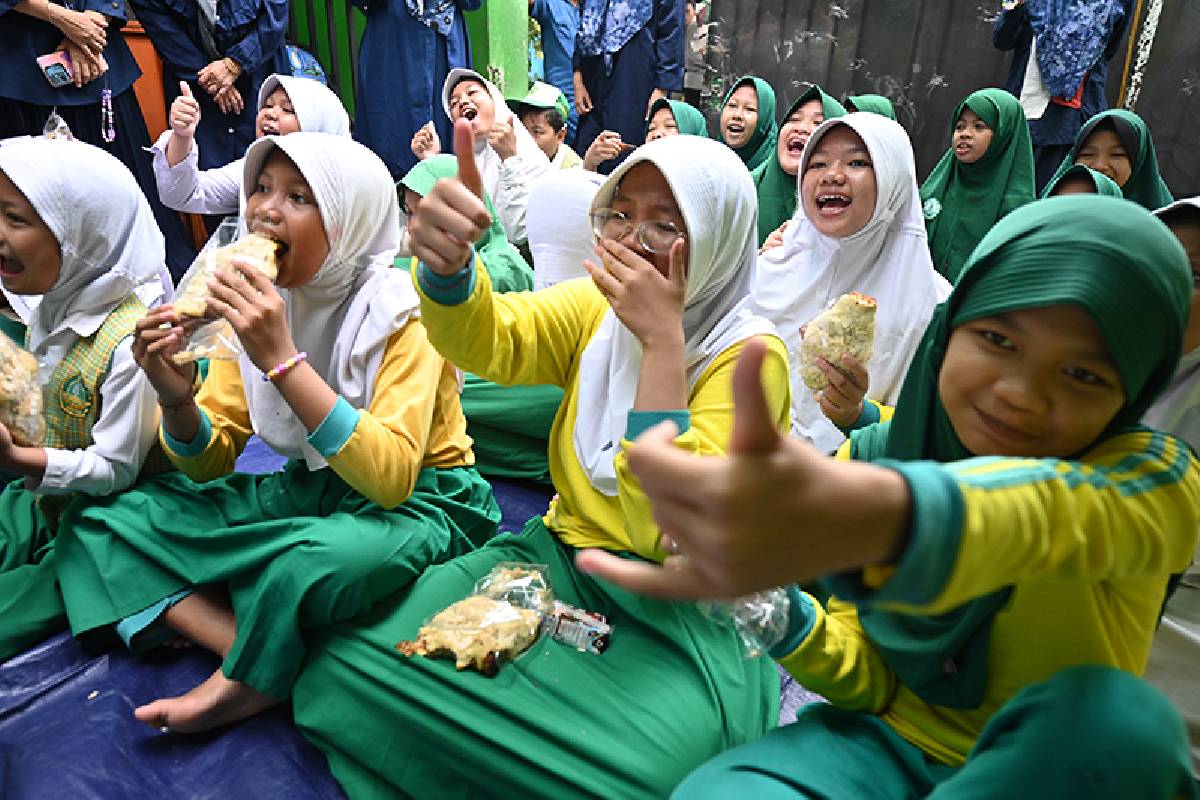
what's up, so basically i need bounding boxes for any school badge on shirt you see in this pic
[58,372,94,418]
[923,197,942,220]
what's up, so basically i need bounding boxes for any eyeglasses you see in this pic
[590,208,685,254]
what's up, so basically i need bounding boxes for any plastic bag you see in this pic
[0,333,46,446]
[701,587,792,659]
[799,291,877,391]
[396,563,554,676]
[171,221,281,364]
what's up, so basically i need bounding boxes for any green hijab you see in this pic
[845,94,896,121]
[1045,109,1173,210]
[750,86,847,245]
[1042,163,1124,198]
[645,97,709,138]
[830,195,1191,710]
[400,156,533,293]
[716,76,778,171]
[920,88,1035,284]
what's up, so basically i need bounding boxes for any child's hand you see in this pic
[574,338,910,599]
[408,118,493,276]
[584,237,685,350]
[758,221,788,254]
[574,71,592,115]
[0,421,14,468]
[813,353,869,429]
[170,82,202,139]
[489,118,518,160]
[583,131,623,171]
[411,121,441,160]
[204,258,295,375]
[132,307,198,407]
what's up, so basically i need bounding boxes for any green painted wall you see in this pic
[465,0,529,99]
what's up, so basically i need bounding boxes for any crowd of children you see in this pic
[1,2,1198,796]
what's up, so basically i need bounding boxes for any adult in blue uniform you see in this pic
[0,0,196,280]
[352,0,479,180]
[993,0,1132,194]
[125,0,289,175]
[529,0,579,144]
[572,0,684,174]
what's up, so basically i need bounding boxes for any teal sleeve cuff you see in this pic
[821,460,964,608]
[625,410,691,440]
[837,400,881,437]
[161,410,213,457]
[307,396,362,458]
[417,248,476,306]
[115,588,193,653]
[769,585,818,659]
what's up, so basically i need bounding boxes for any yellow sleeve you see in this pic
[161,356,252,481]
[324,322,449,509]
[612,335,792,560]
[777,594,897,713]
[415,264,604,388]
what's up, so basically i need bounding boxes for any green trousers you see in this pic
[674,664,1197,799]
[294,518,780,799]
[54,462,499,698]
[460,375,562,484]
[0,480,68,662]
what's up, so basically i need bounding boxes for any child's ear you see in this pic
[556,127,567,144]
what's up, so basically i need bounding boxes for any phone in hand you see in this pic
[36,50,74,88]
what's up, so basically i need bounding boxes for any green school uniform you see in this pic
[1042,163,1124,197]
[1044,109,1174,209]
[646,97,709,137]
[845,93,896,120]
[716,76,778,171]
[676,195,1199,798]
[750,86,847,245]
[920,88,1035,283]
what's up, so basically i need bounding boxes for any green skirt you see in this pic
[461,375,562,485]
[293,518,780,799]
[54,461,500,697]
[0,480,68,662]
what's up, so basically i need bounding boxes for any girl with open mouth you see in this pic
[715,75,777,171]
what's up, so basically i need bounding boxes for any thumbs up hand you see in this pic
[574,337,911,599]
[170,81,201,138]
[408,118,493,275]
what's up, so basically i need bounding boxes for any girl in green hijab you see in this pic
[751,85,847,245]
[1042,163,1123,197]
[399,155,533,293]
[715,76,778,171]
[584,195,1200,798]
[844,94,896,121]
[646,97,709,140]
[920,88,1035,283]
[1044,109,1174,209]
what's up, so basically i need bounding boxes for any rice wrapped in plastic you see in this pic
[0,334,45,446]
[799,291,877,391]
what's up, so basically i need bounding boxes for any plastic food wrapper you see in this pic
[171,221,281,364]
[799,291,877,391]
[396,563,554,677]
[541,601,611,655]
[0,333,46,446]
[701,587,792,659]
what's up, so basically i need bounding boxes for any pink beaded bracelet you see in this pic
[264,351,308,382]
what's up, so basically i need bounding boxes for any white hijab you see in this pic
[750,113,952,453]
[440,68,551,201]
[256,74,351,138]
[528,169,606,290]
[238,133,419,470]
[0,136,169,372]
[574,136,776,495]
[1145,197,1200,455]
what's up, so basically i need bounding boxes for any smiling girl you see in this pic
[920,88,1036,282]
[151,74,350,217]
[716,75,777,171]
[645,96,709,141]
[0,137,168,662]
[53,132,499,733]
[1044,109,1173,209]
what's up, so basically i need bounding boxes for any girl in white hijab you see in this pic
[53,132,499,735]
[528,167,606,290]
[151,74,351,216]
[412,68,553,246]
[1144,196,1200,775]
[288,129,790,798]
[752,113,952,453]
[0,136,168,662]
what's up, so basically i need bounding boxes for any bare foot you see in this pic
[134,668,280,733]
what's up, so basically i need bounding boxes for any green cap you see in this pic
[508,81,570,123]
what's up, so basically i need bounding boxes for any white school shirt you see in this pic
[149,130,244,215]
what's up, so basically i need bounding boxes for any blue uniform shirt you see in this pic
[531,0,579,136]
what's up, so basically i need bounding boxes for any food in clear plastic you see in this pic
[171,228,282,364]
[701,587,792,659]
[0,334,45,446]
[799,291,877,391]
